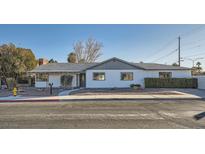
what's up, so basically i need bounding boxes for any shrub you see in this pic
[144,78,198,88]
[6,78,16,90]
[17,77,29,84]
[130,84,141,89]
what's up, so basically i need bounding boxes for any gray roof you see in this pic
[85,57,141,70]
[132,63,191,70]
[85,57,191,70]
[29,57,191,73]
[29,63,98,73]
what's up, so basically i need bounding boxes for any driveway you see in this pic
[66,88,205,99]
[70,88,182,95]
[70,88,205,98]
[172,88,205,98]
[0,99,205,128]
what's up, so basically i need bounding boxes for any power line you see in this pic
[180,25,205,37]
[182,44,201,50]
[151,49,178,63]
[183,52,205,58]
[182,38,205,46]
[147,26,205,64]
[182,57,204,67]
[145,37,177,61]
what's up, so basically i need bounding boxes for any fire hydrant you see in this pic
[13,87,17,96]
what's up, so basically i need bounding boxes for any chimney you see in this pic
[39,58,48,65]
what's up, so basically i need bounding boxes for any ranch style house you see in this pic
[29,57,192,88]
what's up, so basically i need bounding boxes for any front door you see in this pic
[79,73,86,87]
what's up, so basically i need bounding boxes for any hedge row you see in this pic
[144,78,198,88]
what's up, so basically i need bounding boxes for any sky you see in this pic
[1,24,205,68]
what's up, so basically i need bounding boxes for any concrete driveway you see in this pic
[67,88,205,100]
[172,88,205,98]
[148,88,205,98]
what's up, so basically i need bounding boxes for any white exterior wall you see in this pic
[48,75,61,87]
[86,70,145,88]
[34,70,191,88]
[144,70,192,78]
[35,74,78,88]
[86,69,192,88]
[194,75,205,89]
[35,81,48,88]
[48,74,78,88]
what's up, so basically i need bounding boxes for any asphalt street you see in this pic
[0,100,205,128]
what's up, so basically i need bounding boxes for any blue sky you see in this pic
[0,24,205,68]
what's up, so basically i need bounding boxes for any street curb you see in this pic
[0,99,60,103]
[0,97,204,103]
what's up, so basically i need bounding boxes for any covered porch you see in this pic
[30,72,86,88]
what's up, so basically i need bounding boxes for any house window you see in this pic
[36,73,48,81]
[93,72,105,80]
[121,72,133,81]
[159,72,172,79]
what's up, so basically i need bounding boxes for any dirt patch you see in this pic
[0,89,12,97]
[70,88,182,96]
[18,87,62,96]
[0,87,62,97]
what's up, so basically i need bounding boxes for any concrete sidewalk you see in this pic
[0,91,202,102]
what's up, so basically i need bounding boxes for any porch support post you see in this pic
[72,74,77,88]
[76,74,79,87]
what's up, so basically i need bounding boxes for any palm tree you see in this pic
[196,61,202,73]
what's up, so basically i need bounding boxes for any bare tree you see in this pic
[72,38,103,63]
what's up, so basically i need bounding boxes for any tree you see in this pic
[0,43,37,82]
[0,43,18,79]
[71,38,103,63]
[191,67,198,75]
[67,52,77,63]
[172,62,178,66]
[196,61,202,73]
[49,59,58,63]
[17,48,37,72]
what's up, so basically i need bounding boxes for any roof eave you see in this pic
[28,70,84,73]
[84,57,145,70]
[144,68,191,71]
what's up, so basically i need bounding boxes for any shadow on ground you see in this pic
[194,112,205,120]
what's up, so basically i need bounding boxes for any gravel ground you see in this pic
[17,87,61,96]
[0,99,205,128]
[0,89,11,97]
[0,87,62,97]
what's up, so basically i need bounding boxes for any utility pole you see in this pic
[178,36,181,66]
[182,57,204,67]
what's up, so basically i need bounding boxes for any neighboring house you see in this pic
[193,75,205,89]
[29,57,192,88]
